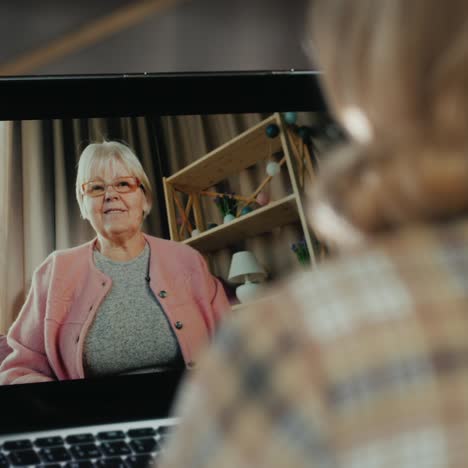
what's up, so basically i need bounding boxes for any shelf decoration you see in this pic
[283,112,298,125]
[256,191,270,206]
[228,251,267,303]
[291,239,311,266]
[297,126,312,142]
[214,194,238,223]
[240,206,253,216]
[283,120,316,190]
[266,160,280,177]
[236,148,287,215]
[163,113,319,252]
[265,123,280,138]
[174,193,193,238]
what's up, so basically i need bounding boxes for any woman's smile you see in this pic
[103,208,127,215]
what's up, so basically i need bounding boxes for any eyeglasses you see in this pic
[81,176,143,198]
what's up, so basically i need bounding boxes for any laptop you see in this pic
[0,71,327,467]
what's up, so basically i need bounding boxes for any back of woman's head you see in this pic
[309,0,468,146]
[306,0,468,241]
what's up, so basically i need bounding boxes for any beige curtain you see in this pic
[160,112,311,286]
[0,117,165,334]
[0,121,52,336]
[0,122,20,336]
[0,112,322,333]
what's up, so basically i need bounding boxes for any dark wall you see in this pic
[0,0,312,75]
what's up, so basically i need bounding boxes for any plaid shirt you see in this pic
[161,219,468,468]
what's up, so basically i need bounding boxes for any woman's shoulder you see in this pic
[30,241,94,288]
[37,240,94,272]
[50,240,94,261]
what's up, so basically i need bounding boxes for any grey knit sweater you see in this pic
[83,243,184,377]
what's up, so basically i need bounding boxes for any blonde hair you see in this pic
[75,141,153,220]
[306,0,468,236]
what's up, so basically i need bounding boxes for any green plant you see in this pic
[291,239,310,266]
[214,193,238,217]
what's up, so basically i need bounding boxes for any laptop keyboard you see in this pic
[0,422,178,468]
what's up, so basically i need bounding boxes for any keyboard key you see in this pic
[35,437,64,448]
[129,438,158,454]
[65,461,94,468]
[65,434,95,445]
[100,441,131,457]
[125,454,154,468]
[69,443,101,460]
[3,439,33,451]
[97,431,125,441]
[127,428,156,439]
[40,447,71,463]
[157,435,172,447]
[95,457,126,468]
[157,425,177,435]
[0,453,8,468]
[9,449,41,466]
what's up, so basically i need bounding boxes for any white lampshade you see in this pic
[228,251,267,284]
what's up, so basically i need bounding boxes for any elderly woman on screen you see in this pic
[0,141,230,385]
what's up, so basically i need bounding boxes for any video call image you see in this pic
[0,111,334,386]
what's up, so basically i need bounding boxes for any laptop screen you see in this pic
[0,71,331,434]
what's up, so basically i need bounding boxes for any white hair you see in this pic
[75,141,153,220]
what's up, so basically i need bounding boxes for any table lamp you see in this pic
[228,251,267,303]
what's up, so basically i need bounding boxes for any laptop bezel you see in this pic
[0,70,326,435]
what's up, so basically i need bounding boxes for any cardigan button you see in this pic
[159,290,168,298]
[175,321,183,330]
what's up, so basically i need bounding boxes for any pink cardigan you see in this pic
[0,235,230,385]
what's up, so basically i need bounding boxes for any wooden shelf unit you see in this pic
[182,194,299,252]
[163,112,317,266]
[166,115,282,192]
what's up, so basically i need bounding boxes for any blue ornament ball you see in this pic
[298,125,312,141]
[240,206,253,216]
[284,112,298,125]
[266,124,280,138]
